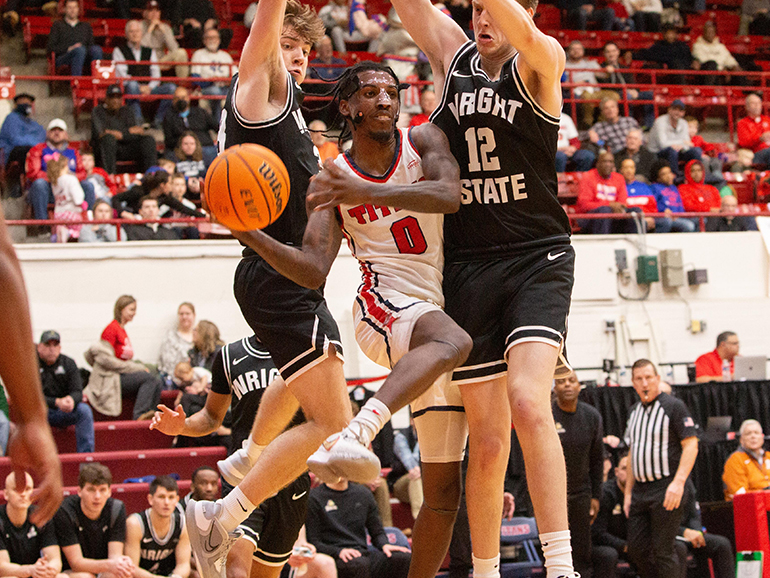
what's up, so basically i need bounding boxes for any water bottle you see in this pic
[722,358,731,382]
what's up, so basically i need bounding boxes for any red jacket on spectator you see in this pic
[678,159,721,212]
[89,166,118,197]
[695,349,732,380]
[737,114,770,153]
[577,169,627,212]
[26,142,87,183]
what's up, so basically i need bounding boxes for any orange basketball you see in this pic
[204,144,291,231]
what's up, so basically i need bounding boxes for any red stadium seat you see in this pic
[52,420,176,453]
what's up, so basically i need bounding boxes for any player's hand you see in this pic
[663,479,684,510]
[407,466,421,480]
[307,159,371,212]
[110,555,135,578]
[382,545,410,557]
[149,404,187,435]
[590,498,600,523]
[603,435,621,448]
[7,421,62,526]
[339,548,362,562]
[502,492,515,520]
[287,544,316,567]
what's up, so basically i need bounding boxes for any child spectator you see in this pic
[678,160,721,213]
[165,133,207,202]
[172,362,230,449]
[730,148,754,174]
[158,158,176,175]
[161,173,202,239]
[47,156,86,243]
[650,161,697,232]
[188,321,223,372]
[82,153,117,200]
[157,302,196,382]
[686,117,727,180]
[54,463,135,577]
[79,199,126,243]
[620,158,672,232]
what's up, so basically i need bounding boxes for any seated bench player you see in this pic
[54,463,135,578]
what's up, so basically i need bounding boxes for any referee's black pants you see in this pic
[568,492,594,578]
[627,478,686,578]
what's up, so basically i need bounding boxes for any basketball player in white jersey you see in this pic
[384,0,578,577]
[212,61,476,578]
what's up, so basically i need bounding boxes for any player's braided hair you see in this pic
[311,60,409,144]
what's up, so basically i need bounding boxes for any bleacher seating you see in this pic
[52,420,175,453]
[92,388,177,422]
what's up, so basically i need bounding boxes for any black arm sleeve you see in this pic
[364,486,388,550]
[590,412,605,500]
[112,186,143,213]
[65,357,83,405]
[158,194,206,217]
[46,22,65,55]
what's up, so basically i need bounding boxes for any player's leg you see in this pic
[460,377,511,578]
[226,538,259,578]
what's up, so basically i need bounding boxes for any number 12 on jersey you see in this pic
[465,127,500,172]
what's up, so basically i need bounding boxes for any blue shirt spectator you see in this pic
[0,94,45,161]
[650,161,696,232]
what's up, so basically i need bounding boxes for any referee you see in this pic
[623,359,698,578]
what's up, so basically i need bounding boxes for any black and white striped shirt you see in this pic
[623,392,697,483]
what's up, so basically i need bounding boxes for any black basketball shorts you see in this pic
[234,256,343,384]
[224,474,311,566]
[443,240,575,384]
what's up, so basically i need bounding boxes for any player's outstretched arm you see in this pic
[482,0,564,114]
[235,0,291,121]
[0,205,62,526]
[232,208,343,289]
[150,391,230,437]
[307,126,460,214]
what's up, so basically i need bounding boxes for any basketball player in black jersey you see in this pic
[151,337,316,578]
[125,477,190,578]
[387,1,576,578]
[182,1,379,576]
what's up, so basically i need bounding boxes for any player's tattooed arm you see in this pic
[232,208,343,289]
[307,125,460,214]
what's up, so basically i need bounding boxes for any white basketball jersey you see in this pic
[336,127,444,306]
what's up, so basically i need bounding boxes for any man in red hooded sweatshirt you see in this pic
[577,151,632,234]
[678,160,721,213]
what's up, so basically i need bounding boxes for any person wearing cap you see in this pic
[647,100,703,175]
[47,0,104,77]
[141,0,189,78]
[37,330,95,453]
[113,19,176,127]
[91,84,158,175]
[25,119,96,223]
[0,93,45,196]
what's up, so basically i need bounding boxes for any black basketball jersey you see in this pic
[430,42,571,259]
[211,336,302,452]
[219,72,321,251]
[0,505,57,565]
[133,508,183,576]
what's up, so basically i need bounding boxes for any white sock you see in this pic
[540,530,574,578]
[219,487,257,532]
[472,554,500,578]
[346,398,391,446]
[244,436,266,464]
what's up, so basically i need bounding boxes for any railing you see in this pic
[562,209,770,232]
[6,217,211,241]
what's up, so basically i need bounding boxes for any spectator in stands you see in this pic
[692,21,741,78]
[687,117,727,181]
[81,153,117,200]
[722,419,769,499]
[0,472,64,578]
[679,160,721,213]
[125,196,181,241]
[740,0,770,34]
[577,151,633,234]
[113,169,204,219]
[54,463,134,577]
[557,113,595,172]
[99,295,163,419]
[694,331,739,382]
[560,0,614,30]
[673,480,733,578]
[319,0,351,53]
[158,302,196,381]
[345,0,387,52]
[47,0,104,77]
[172,362,230,448]
[599,42,655,129]
[729,149,754,175]
[190,28,234,122]
[188,320,223,371]
[142,0,189,79]
[614,128,656,180]
[113,20,177,128]
[162,86,219,168]
[47,155,86,242]
[37,329,94,453]
[170,0,232,50]
[624,0,662,31]
[308,120,339,163]
[591,453,631,574]
[125,476,191,578]
[589,98,640,154]
[306,478,411,578]
[91,84,158,175]
[181,466,219,510]
[650,161,697,232]
[162,173,203,239]
[26,119,96,223]
[310,35,347,81]
[564,41,619,129]
[284,526,338,578]
[79,199,126,243]
[648,100,703,175]
[0,93,45,190]
[620,158,672,232]
[552,371,604,578]
[737,93,770,169]
[390,422,423,522]
[706,194,758,232]
[165,132,207,201]
[409,89,438,128]
[635,25,695,84]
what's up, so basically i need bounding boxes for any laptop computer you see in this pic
[733,356,767,381]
